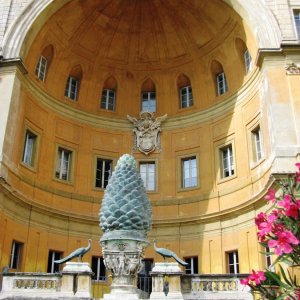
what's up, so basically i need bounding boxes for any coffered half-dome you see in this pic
[24,0,258,118]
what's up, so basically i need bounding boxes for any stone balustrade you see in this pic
[181,274,253,300]
[0,272,61,298]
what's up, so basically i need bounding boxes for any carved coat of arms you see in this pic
[127,112,167,155]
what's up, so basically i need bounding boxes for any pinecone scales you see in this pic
[99,154,152,234]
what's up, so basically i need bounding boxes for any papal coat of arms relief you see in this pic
[127,112,167,155]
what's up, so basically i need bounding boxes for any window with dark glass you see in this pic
[227,251,239,274]
[65,76,79,101]
[101,89,116,111]
[22,130,37,167]
[216,72,228,95]
[294,10,300,38]
[55,147,72,181]
[184,256,198,274]
[95,158,112,189]
[180,86,193,108]
[47,250,62,273]
[220,145,234,178]
[91,256,106,281]
[244,49,252,74]
[9,241,23,270]
[35,56,47,81]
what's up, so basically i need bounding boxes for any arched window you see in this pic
[35,44,54,81]
[101,76,117,111]
[211,60,228,96]
[141,78,156,112]
[177,74,193,108]
[64,65,82,101]
[235,38,252,74]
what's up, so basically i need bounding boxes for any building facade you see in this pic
[0,0,299,290]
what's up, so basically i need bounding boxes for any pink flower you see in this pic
[285,203,299,219]
[268,230,299,255]
[248,270,266,285]
[278,194,292,209]
[296,162,300,171]
[240,278,249,285]
[265,189,276,203]
[255,212,267,226]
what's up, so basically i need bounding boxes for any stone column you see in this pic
[150,263,184,300]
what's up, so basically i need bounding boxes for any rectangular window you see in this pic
[9,241,23,270]
[95,158,112,189]
[35,56,47,81]
[294,10,300,39]
[55,147,72,181]
[244,49,252,74]
[91,256,106,281]
[182,156,197,188]
[184,256,198,275]
[47,250,62,273]
[220,145,234,178]
[141,91,156,112]
[65,76,79,101]
[101,89,116,111]
[139,162,156,192]
[22,130,37,167]
[216,72,228,95]
[251,126,263,162]
[180,86,193,108]
[227,251,239,274]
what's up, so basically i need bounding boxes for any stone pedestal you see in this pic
[61,262,93,299]
[150,263,184,300]
[100,230,149,300]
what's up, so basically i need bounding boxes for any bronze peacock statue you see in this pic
[153,239,189,266]
[54,239,92,264]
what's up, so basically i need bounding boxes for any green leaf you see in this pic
[278,264,292,286]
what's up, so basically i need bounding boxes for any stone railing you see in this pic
[181,274,253,300]
[0,272,61,298]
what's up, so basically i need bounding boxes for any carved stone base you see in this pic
[100,231,149,300]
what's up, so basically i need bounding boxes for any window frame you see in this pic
[219,144,235,179]
[65,76,79,101]
[139,161,157,192]
[184,256,198,275]
[216,72,228,96]
[226,250,239,274]
[94,157,113,190]
[177,153,199,191]
[47,250,63,273]
[141,91,156,112]
[180,85,193,109]
[101,88,116,111]
[21,128,39,169]
[244,49,252,74]
[293,9,300,39]
[251,125,263,163]
[54,145,75,183]
[35,55,48,81]
[91,256,106,281]
[9,240,23,270]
